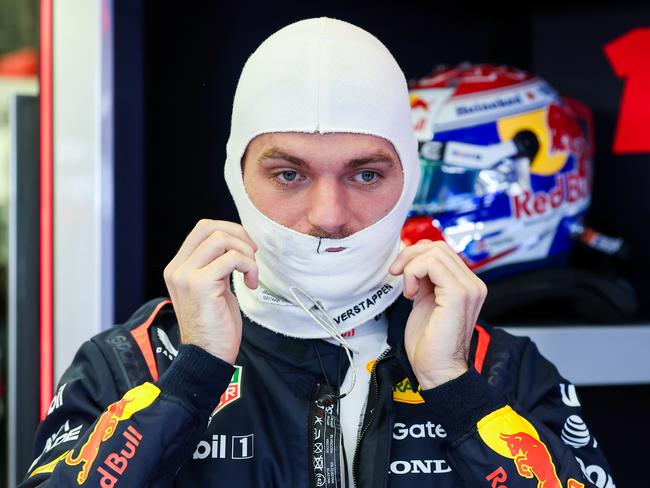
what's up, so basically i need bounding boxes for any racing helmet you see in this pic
[403,63,594,280]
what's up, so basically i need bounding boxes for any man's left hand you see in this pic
[389,240,488,390]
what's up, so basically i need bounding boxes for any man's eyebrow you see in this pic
[257,148,308,167]
[344,151,397,169]
[257,147,397,168]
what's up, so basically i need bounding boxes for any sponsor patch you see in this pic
[365,360,425,405]
[478,406,585,488]
[29,420,83,472]
[559,383,581,407]
[213,365,243,415]
[64,382,159,485]
[155,328,179,360]
[389,459,452,475]
[561,415,591,448]
[48,383,67,415]
[392,377,424,405]
[193,433,255,460]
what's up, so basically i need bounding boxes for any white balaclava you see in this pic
[225,17,420,339]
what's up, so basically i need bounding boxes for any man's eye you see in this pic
[355,170,380,183]
[278,170,299,182]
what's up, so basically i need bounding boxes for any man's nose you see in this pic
[306,178,350,236]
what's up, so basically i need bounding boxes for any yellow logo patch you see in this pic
[478,406,584,488]
[392,378,424,404]
[366,360,425,404]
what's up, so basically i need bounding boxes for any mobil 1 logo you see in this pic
[193,434,254,460]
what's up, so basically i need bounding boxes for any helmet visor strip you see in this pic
[414,138,532,214]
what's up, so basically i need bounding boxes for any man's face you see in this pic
[242,132,404,242]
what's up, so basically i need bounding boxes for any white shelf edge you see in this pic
[499,324,650,386]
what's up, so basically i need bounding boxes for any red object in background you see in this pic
[547,103,585,155]
[604,28,650,154]
[0,48,38,77]
[409,64,533,95]
[401,216,446,245]
[40,0,54,420]
[562,97,595,190]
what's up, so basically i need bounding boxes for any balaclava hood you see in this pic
[225,17,420,338]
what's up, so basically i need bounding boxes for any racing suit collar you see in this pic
[240,294,416,388]
[241,315,350,385]
[385,294,420,391]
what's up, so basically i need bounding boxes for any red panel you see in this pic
[473,324,491,374]
[39,0,54,420]
[604,28,650,154]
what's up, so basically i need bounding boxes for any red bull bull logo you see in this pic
[64,397,132,484]
[479,406,585,488]
[500,431,562,487]
[63,382,159,485]
[548,103,585,155]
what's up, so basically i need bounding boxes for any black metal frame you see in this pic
[8,94,41,486]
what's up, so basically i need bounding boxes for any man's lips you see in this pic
[325,247,346,252]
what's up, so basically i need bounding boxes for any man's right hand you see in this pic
[163,219,259,364]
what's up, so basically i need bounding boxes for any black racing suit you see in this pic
[20,296,614,487]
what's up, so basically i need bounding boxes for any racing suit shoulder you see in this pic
[419,323,614,487]
[20,297,235,487]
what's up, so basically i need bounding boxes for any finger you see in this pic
[418,247,486,323]
[389,239,436,275]
[431,247,487,321]
[184,231,256,270]
[169,220,257,271]
[433,244,476,284]
[435,242,474,276]
[400,247,445,298]
[402,252,465,303]
[196,249,259,290]
[404,254,477,351]
[392,241,467,286]
[390,239,469,276]
[391,241,485,317]
[402,266,424,299]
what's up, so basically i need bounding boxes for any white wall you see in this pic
[54,0,113,382]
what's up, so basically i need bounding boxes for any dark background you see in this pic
[113,1,650,485]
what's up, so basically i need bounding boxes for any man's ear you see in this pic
[240,147,249,174]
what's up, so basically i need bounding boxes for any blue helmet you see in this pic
[403,63,593,281]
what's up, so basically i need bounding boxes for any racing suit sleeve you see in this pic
[420,338,614,488]
[19,342,234,487]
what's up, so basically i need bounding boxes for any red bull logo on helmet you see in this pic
[512,168,589,219]
[64,382,159,485]
[548,103,586,155]
[498,106,581,177]
[479,406,585,488]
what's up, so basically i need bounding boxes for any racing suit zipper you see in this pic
[351,348,395,487]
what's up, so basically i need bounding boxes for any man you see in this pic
[22,18,612,487]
